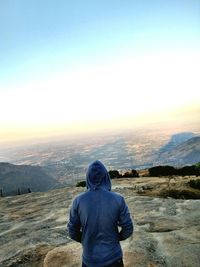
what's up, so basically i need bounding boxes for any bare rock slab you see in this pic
[0,178,200,267]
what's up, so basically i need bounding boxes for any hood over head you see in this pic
[86,160,111,191]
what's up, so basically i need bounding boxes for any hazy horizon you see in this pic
[1,113,200,151]
[1,1,200,148]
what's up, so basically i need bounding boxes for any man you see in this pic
[67,160,134,267]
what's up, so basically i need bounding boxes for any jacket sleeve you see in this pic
[118,196,134,241]
[67,198,82,243]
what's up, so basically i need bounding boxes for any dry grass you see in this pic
[113,176,200,199]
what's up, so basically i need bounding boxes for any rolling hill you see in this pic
[0,162,58,196]
[154,136,200,166]
[158,132,196,154]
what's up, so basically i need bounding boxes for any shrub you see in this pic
[149,166,177,176]
[123,169,139,178]
[188,179,200,189]
[195,162,200,176]
[178,166,199,176]
[195,162,200,168]
[76,181,86,187]
[149,165,200,177]
[109,170,122,179]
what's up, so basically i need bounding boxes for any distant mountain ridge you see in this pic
[0,162,58,196]
[154,136,200,166]
[158,132,196,154]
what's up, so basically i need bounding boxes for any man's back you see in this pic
[67,160,133,267]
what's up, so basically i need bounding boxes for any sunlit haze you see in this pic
[0,1,200,147]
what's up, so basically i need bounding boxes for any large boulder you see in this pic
[43,242,82,267]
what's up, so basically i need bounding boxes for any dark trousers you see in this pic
[82,257,124,267]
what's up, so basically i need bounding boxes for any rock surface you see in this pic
[0,177,200,267]
[43,243,82,267]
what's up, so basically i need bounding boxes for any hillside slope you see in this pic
[154,136,200,166]
[0,162,58,196]
[158,132,196,154]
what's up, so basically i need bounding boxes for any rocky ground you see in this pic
[0,176,200,267]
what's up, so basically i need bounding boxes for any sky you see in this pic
[0,0,200,146]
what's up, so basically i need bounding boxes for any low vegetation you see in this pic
[76,181,86,187]
[188,179,200,189]
[109,169,139,179]
[160,189,200,199]
[149,164,200,177]
[149,165,176,176]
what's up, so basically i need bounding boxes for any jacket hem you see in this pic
[82,247,123,267]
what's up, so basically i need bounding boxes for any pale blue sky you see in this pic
[1,0,199,86]
[0,0,200,145]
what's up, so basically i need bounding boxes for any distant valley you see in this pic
[0,128,200,187]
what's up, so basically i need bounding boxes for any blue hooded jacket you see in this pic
[67,160,133,267]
